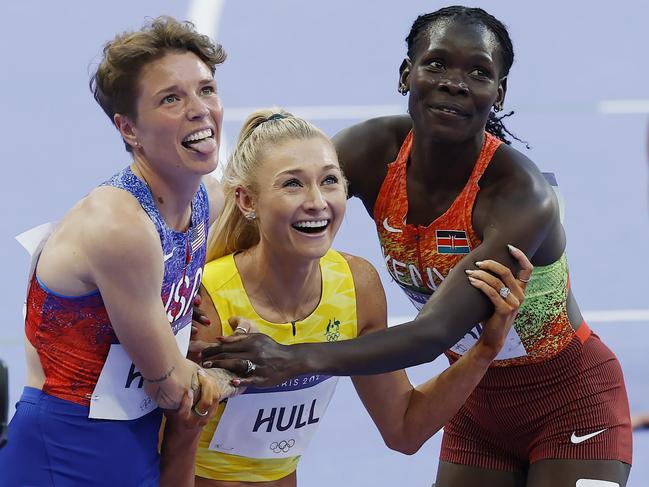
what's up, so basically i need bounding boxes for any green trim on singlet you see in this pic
[514,253,569,346]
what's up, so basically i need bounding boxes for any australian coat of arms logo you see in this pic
[325,318,341,342]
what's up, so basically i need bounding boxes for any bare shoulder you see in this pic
[37,186,162,292]
[338,252,387,334]
[476,142,562,260]
[202,175,224,225]
[483,143,557,214]
[339,252,381,282]
[80,186,162,272]
[334,115,411,158]
[333,115,411,207]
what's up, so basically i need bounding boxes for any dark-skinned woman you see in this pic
[203,7,632,486]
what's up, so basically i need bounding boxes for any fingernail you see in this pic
[231,379,241,386]
[468,276,478,283]
[475,261,483,267]
[204,319,211,325]
[465,269,475,274]
[507,244,519,253]
[203,361,212,368]
[187,390,194,404]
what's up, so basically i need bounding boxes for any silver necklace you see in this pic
[249,250,320,326]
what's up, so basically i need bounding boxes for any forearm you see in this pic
[159,418,202,487]
[396,345,492,453]
[293,315,462,377]
[291,258,496,377]
[143,358,200,410]
[350,341,492,455]
[158,368,240,484]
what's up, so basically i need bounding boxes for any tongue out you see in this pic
[186,137,217,155]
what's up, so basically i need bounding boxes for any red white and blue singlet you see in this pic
[26,166,208,406]
[0,166,209,486]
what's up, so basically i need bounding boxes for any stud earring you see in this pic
[399,85,408,96]
[245,211,256,221]
[494,103,503,112]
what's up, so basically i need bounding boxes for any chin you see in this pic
[185,157,219,176]
[199,159,219,175]
[292,242,331,262]
[428,125,476,144]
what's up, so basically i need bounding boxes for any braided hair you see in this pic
[406,6,526,147]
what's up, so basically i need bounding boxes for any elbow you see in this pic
[411,317,457,360]
[383,432,424,456]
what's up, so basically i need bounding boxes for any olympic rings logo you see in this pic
[269,439,296,453]
[325,318,341,342]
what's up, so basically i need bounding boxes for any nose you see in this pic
[185,94,209,120]
[437,76,469,96]
[304,184,327,212]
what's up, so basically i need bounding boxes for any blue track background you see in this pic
[1,1,647,484]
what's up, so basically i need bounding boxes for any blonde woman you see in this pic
[192,109,532,486]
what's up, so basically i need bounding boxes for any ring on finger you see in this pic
[192,405,209,417]
[234,326,248,335]
[499,286,511,299]
[244,359,257,375]
[518,277,530,283]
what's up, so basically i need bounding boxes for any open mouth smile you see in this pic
[181,128,216,153]
[291,219,330,234]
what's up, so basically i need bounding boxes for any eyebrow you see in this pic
[423,47,494,62]
[153,78,215,97]
[276,164,340,177]
[465,53,495,64]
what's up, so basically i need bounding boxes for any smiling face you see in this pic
[118,50,223,177]
[243,137,347,262]
[400,19,506,143]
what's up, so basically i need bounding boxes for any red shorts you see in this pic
[440,324,632,471]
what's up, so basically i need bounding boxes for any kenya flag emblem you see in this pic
[436,230,471,254]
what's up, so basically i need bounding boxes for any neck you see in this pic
[241,242,321,322]
[131,156,201,231]
[409,128,485,191]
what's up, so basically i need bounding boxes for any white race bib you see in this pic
[449,322,527,360]
[209,374,338,459]
[16,221,58,315]
[88,313,192,420]
[400,285,527,360]
[403,287,429,311]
